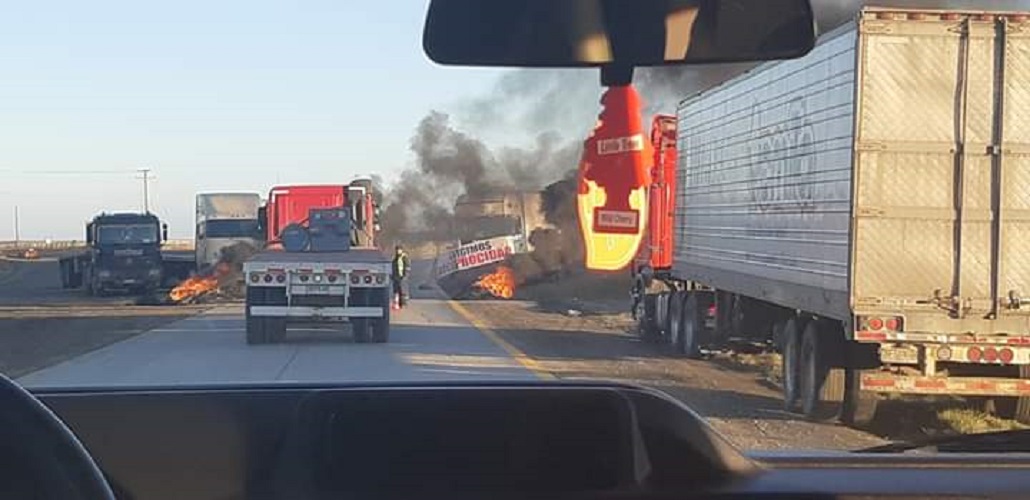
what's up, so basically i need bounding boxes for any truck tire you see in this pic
[780,317,803,412]
[678,293,703,359]
[373,294,391,343]
[633,283,661,343]
[266,318,287,343]
[352,318,371,343]
[799,321,845,421]
[841,368,879,427]
[667,291,685,350]
[245,309,267,345]
[372,318,390,343]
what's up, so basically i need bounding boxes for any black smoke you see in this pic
[381,0,1030,263]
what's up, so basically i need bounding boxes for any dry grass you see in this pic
[936,407,1027,434]
[714,349,1026,439]
[715,350,782,386]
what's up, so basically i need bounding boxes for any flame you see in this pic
[474,266,516,299]
[169,275,219,302]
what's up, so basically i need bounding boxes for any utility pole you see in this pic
[13,205,19,247]
[138,168,152,213]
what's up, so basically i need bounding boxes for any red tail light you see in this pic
[984,347,999,363]
[1000,348,1015,364]
[968,347,983,362]
[868,318,884,330]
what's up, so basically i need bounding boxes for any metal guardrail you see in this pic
[0,239,194,250]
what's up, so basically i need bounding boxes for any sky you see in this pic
[4,0,1026,240]
[0,0,507,239]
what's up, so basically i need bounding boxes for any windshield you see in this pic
[96,224,159,245]
[4,0,1030,459]
[202,219,260,239]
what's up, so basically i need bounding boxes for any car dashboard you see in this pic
[26,382,1030,500]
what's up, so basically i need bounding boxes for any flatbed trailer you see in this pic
[243,250,391,344]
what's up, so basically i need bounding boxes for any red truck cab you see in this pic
[634,114,678,275]
[262,182,378,249]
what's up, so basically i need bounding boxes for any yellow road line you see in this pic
[448,300,556,380]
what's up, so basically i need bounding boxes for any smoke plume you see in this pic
[382,0,1030,281]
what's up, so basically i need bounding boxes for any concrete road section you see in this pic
[0,257,198,377]
[18,300,534,387]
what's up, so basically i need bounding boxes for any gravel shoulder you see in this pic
[457,299,886,451]
[0,305,204,378]
[0,258,205,378]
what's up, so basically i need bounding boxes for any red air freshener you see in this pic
[577,85,652,271]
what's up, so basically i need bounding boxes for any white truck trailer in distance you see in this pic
[195,192,263,272]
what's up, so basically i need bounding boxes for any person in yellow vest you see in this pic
[391,245,410,308]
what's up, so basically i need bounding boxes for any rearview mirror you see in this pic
[162,223,169,242]
[423,0,816,68]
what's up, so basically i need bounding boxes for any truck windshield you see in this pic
[204,219,260,239]
[97,224,159,245]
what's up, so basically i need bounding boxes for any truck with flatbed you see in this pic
[242,182,390,344]
[632,7,1030,426]
[59,212,170,296]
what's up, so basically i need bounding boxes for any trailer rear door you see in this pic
[852,11,1030,323]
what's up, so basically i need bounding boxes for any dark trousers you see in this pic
[392,277,408,307]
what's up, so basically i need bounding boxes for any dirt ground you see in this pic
[457,299,886,451]
[0,306,202,378]
[0,258,204,379]
[465,270,1025,448]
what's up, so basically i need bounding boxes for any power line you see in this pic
[0,169,132,175]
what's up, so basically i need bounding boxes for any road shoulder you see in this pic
[453,299,886,451]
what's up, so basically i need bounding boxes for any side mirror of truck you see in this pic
[162,223,169,242]
[85,223,94,245]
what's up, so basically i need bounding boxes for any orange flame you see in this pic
[169,263,230,302]
[474,266,516,299]
[169,275,219,302]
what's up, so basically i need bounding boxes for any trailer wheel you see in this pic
[633,281,660,342]
[372,318,390,343]
[780,318,802,412]
[799,321,845,421]
[245,310,267,345]
[667,291,685,350]
[678,293,703,359]
[841,368,879,427]
[352,318,371,343]
[266,318,287,343]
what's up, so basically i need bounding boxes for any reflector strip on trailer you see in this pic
[861,374,1030,395]
[855,330,1030,345]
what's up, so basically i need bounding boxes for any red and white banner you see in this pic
[434,236,517,278]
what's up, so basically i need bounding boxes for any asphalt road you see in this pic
[2,255,892,451]
[12,257,534,387]
[18,301,535,387]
